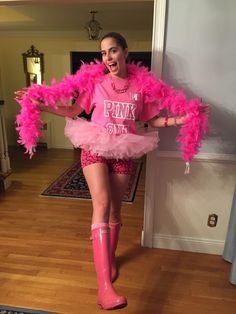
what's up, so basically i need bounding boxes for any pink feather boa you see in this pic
[15,61,208,164]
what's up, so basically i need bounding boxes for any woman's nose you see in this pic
[107,53,112,60]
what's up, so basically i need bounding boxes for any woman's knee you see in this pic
[92,197,111,219]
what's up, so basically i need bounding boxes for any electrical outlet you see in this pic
[207,214,218,227]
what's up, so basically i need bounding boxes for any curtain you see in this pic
[223,186,236,284]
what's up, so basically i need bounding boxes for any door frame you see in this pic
[141,0,167,248]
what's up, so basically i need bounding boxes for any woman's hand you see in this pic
[14,88,27,101]
[33,99,47,111]
[176,104,210,125]
[200,104,210,114]
[15,90,46,111]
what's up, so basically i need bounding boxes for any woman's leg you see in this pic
[83,162,111,224]
[109,173,131,223]
[108,158,134,282]
[82,160,127,310]
[109,173,131,282]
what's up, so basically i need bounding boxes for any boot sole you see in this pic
[98,301,128,310]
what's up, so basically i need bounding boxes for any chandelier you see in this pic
[85,11,103,40]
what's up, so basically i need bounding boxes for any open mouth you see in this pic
[108,62,118,72]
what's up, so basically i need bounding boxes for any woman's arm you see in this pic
[37,91,88,118]
[15,89,85,118]
[148,115,186,128]
[148,105,209,128]
[38,102,84,118]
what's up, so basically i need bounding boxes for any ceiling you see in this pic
[0,0,154,33]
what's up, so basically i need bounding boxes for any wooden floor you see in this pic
[0,147,236,314]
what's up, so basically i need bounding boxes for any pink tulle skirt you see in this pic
[64,117,159,159]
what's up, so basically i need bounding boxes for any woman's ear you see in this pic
[124,48,129,60]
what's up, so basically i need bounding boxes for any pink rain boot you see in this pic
[91,223,127,310]
[109,222,121,282]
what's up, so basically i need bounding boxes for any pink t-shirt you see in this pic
[78,74,159,135]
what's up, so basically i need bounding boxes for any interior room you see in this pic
[0,1,236,313]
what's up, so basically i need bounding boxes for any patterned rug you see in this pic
[0,305,57,314]
[41,160,142,203]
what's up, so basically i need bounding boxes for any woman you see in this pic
[15,32,208,310]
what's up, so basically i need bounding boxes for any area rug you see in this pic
[41,160,142,203]
[0,305,57,314]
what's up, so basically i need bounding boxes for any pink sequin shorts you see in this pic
[81,149,134,175]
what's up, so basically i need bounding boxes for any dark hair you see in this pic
[100,32,128,50]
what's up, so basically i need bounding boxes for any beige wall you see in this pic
[0,31,152,148]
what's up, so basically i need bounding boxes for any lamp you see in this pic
[85,11,103,40]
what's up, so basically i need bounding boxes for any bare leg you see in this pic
[109,173,130,223]
[83,162,111,224]
[109,173,131,282]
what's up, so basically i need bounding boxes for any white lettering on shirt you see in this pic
[104,100,137,120]
[106,123,129,134]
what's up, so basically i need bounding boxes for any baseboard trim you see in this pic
[4,177,12,190]
[152,233,225,255]
[155,151,236,162]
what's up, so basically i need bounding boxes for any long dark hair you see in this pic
[100,32,128,50]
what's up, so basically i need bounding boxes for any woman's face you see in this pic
[100,37,128,78]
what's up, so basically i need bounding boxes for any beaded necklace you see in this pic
[110,77,130,94]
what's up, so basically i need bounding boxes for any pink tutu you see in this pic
[64,117,159,159]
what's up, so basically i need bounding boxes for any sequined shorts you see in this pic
[80,149,134,175]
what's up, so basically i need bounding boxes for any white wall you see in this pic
[143,0,236,254]
[160,0,236,155]
[152,156,236,254]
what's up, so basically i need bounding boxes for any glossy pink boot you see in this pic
[91,223,127,310]
[109,222,121,282]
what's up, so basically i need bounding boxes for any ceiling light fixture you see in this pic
[85,10,103,40]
